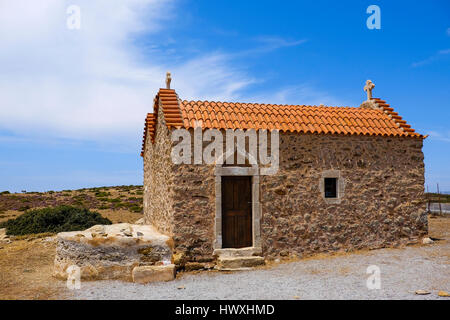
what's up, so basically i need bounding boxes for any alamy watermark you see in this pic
[67,5,81,30]
[366,265,381,290]
[170,121,279,175]
[366,5,381,30]
[66,265,81,290]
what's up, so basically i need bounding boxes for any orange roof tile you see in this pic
[141,90,423,156]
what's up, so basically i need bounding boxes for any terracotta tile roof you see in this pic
[141,89,423,156]
[140,88,183,156]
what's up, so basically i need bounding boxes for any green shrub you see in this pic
[95,191,111,197]
[0,191,10,195]
[1,205,112,236]
[130,205,143,213]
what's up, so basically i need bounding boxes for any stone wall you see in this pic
[143,105,175,235]
[171,162,216,262]
[144,127,427,261]
[260,133,427,258]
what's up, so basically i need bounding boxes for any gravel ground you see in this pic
[66,240,449,300]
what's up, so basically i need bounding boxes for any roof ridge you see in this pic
[141,92,424,157]
[372,98,421,138]
[181,99,355,109]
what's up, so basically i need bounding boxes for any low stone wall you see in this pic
[53,223,173,281]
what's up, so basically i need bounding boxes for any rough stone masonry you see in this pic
[142,81,427,266]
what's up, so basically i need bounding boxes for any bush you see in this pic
[1,205,112,236]
[0,191,10,195]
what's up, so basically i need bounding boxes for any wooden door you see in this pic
[222,176,252,248]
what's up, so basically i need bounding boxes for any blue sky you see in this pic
[0,0,449,192]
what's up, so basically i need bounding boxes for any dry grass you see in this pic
[0,186,144,300]
[96,209,142,224]
[0,237,68,300]
[428,216,450,239]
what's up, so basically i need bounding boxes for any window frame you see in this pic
[324,177,338,198]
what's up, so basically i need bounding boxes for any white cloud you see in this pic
[245,84,349,107]
[447,27,450,36]
[426,130,450,143]
[254,36,307,50]
[0,0,257,147]
[411,48,450,67]
[0,0,331,151]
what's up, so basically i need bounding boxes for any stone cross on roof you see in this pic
[364,80,375,100]
[166,71,172,89]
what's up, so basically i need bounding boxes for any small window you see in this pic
[324,178,337,198]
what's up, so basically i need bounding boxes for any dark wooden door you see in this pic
[222,176,252,248]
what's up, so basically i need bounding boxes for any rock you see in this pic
[203,263,215,270]
[135,218,145,225]
[415,290,431,295]
[136,232,144,237]
[173,252,186,267]
[177,285,186,290]
[53,223,173,281]
[438,291,449,297]
[217,256,265,269]
[0,229,11,244]
[422,237,434,245]
[0,228,10,243]
[132,264,175,284]
[184,262,204,271]
[280,250,289,257]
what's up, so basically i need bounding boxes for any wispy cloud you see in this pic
[254,36,307,50]
[0,1,317,151]
[426,130,450,143]
[0,0,259,146]
[243,84,350,107]
[411,48,450,67]
[446,27,450,36]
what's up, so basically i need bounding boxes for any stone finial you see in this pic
[165,72,172,89]
[363,80,375,100]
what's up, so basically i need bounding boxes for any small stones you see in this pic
[132,264,176,284]
[422,237,434,245]
[279,250,289,257]
[274,188,287,196]
[135,218,145,225]
[415,290,430,295]
[184,262,204,271]
[173,252,186,267]
[438,291,449,297]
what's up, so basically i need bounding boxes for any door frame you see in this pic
[214,165,261,250]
